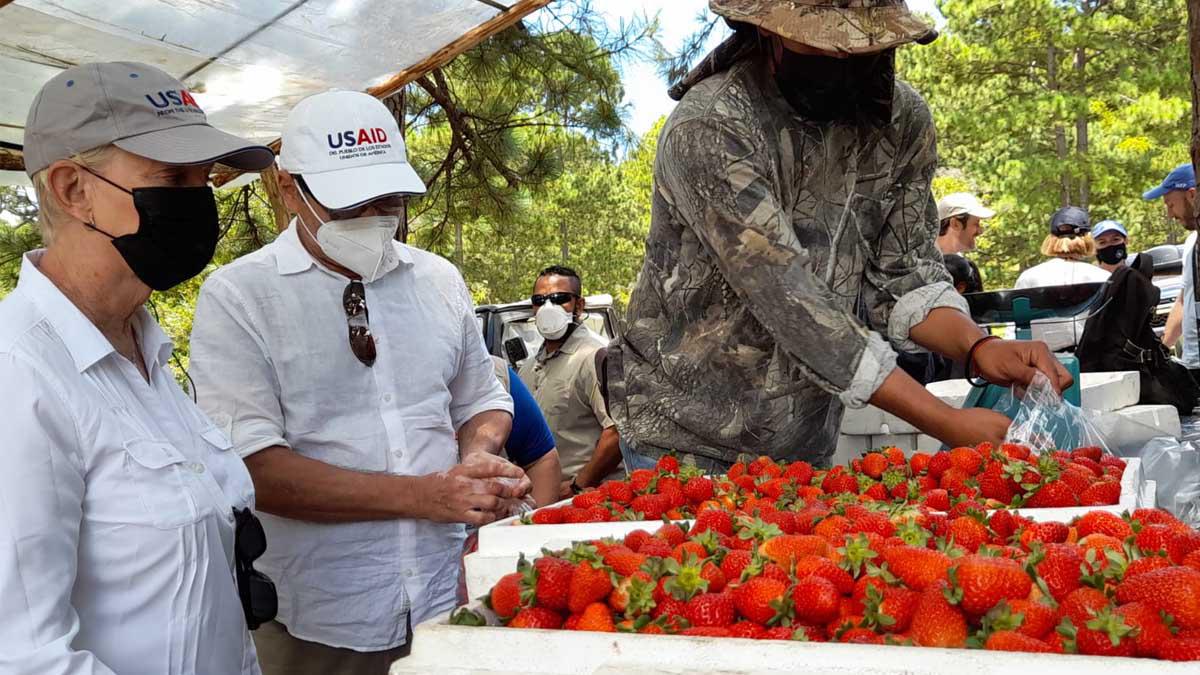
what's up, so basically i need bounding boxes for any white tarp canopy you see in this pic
[0,0,531,155]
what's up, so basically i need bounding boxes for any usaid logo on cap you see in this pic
[326,127,393,161]
[145,89,204,118]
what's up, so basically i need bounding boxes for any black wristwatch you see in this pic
[569,477,583,495]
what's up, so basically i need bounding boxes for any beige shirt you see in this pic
[519,325,618,480]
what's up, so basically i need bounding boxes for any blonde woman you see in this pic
[1014,206,1111,351]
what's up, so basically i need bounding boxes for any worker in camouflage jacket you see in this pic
[609,0,1073,471]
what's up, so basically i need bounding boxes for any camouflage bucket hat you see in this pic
[710,0,937,55]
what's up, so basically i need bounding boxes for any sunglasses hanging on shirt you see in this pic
[343,280,377,367]
[233,508,277,630]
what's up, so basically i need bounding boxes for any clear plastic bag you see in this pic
[1001,372,1114,455]
[1136,437,1200,527]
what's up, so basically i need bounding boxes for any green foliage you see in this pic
[900,0,1190,287]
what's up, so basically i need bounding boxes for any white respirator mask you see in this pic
[298,189,400,283]
[535,303,574,340]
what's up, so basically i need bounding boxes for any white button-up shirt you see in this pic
[1182,232,1198,367]
[188,224,512,652]
[0,252,258,675]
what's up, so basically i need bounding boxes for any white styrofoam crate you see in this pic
[392,605,1195,675]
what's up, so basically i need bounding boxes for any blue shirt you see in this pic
[504,365,556,466]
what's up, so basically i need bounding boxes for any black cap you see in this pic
[1050,206,1090,238]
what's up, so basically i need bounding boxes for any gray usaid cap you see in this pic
[23,61,275,177]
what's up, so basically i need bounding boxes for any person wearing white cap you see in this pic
[0,62,275,674]
[936,192,994,254]
[1091,219,1129,273]
[187,90,528,674]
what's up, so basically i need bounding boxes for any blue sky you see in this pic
[576,0,944,136]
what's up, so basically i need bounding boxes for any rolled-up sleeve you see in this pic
[190,277,287,458]
[0,354,116,675]
[658,117,896,409]
[862,91,969,354]
[447,277,513,430]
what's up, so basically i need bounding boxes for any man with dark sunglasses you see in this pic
[188,91,527,675]
[519,266,622,497]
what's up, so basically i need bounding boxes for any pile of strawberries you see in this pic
[464,499,1200,661]
[518,445,1126,526]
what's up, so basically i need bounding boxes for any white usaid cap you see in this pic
[279,90,426,210]
[937,192,995,222]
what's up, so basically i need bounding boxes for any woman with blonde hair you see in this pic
[1014,206,1111,351]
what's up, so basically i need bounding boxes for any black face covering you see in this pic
[1097,244,1128,266]
[772,47,896,124]
[82,168,220,291]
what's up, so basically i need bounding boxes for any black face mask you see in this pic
[82,168,220,291]
[772,47,896,124]
[1097,244,1128,265]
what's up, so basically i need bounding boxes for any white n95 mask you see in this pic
[535,304,573,340]
[298,189,400,283]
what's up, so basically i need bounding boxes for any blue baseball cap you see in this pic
[1143,163,1196,200]
[1091,220,1127,239]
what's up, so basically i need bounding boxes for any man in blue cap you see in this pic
[1148,163,1198,370]
[1092,219,1129,273]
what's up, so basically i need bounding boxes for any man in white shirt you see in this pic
[1150,163,1199,370]
[189,91,527,674]
[1,62,273,674]
[936,192,995,254]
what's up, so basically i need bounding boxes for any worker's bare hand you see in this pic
[972,338,1073,393]
[938,408,1012,450]
[462,452,533,500]
[419,458,529,526]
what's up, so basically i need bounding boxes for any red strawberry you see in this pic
[655,522,688,548]
[949,447,984,475]
[759,535,829,568]
[685,592,736,628]
[624,529,652,552]
[682,476,714,504]
[508,606,563,629]
[701,561,727,593]
[861,452,889,479]
[1116,601,1175,658]
[1025,479,1077,508]
[679,626,733,638]
[1059,465,1095,495]
[651,596,687,631]
[638,537,674,559]
[948,555,1032,617]
[1159,638,1200,661]
[947,516,989,553]
[1131,508,1181,529]
[784,460,815,485]
[602,546,647,578]
[910,580,968,648]
[571,490,606,509]
[923,489,951,512]
[822,471,859,495]
[671,541,708,564]
[1071,446,1103,462]
[978,463,1017,504]
[728,621,766,639]
[1135,524,1175,556]
[531,507,565,525]
[794,554,854,595]
[629,469,655,493]
[720,549,753,583]
[864,585,919,633]
[1124,556,1172,579]
[1115,566,1200,629]
[790,576,841,625]
[1076,510,1132,539]
[1186,550,1200,572]
[909,452,933,475]
[1075,607,1137,658]
[881,546,952,592]
[1061,587,1110,628]
[568,561,613,614]
[602,480,634,505]
[1070,457,1103,478]
[1168,530,1200,565]
[927,452,952,480]
[608,571,653,614]
[572,602,616,632]
[939,468,974,498]
[758,626,810,641]
[656,455,679,474]
[985,630,1055,653]
[1008,598,1057,639]
[732,576,788,625]
[489,572,525,620]
[531,557,574,611]
[1000,443,1032,460]
[1020,521,1069,549]
[988,510,1017,541]
[839,627,885,644]
[630,494,666,520]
